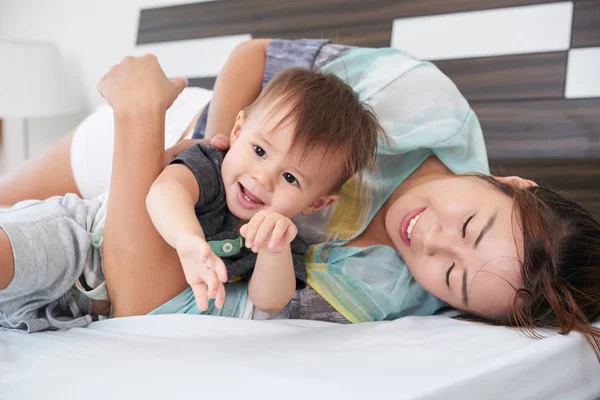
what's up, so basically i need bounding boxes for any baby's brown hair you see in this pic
[245,67,383,191]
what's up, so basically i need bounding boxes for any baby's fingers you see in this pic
[197,239,214,262]
[283,223,298,244]
[268,219,291,252]
[205,269,221,299]
[251,217,276,252]
[206,252,228,283]
[242,211,267,249]
[191,282,209,311]
[214,282,226,309]
[216,259,228,283]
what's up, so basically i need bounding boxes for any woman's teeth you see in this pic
[407,213,423,240]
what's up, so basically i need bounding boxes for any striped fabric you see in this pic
[263,46,486,322]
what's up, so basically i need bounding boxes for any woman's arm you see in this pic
[203,39,271,140]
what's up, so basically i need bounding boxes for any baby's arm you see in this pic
[146,163,203,246]
[240,211,298,312]
[146,163,228,309]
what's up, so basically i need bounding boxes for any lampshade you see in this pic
[0,41,82,118]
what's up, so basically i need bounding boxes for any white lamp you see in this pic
[0,40,82,158]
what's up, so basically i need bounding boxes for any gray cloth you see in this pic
[171,143,308,288]
[0,194,103,332]
[252,286,349,323]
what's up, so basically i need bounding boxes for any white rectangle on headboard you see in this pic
[565,47,600,99]
[135,34,252,78]
[391,2,573,61]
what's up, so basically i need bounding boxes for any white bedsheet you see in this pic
[1,314,598,399]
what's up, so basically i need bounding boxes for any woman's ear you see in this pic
[229,110,246,145]
[495,175,538,189]
[301,194,338,215]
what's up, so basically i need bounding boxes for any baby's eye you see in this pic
[283,172,298,186]
[253,145,266,159]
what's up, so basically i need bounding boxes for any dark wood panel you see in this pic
[188,76,217,90]
[434,52,567,102]
[137,0,394,46]
[572,0,600,48]
[137,0,561,45]
[489,158,600,219]
[250,20,393,48]
[473,98,600,159]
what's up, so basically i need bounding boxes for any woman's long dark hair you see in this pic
[473,174,600,361]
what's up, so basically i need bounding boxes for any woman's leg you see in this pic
[102,106,188,316]
[99,55,191,317]
[0,229,14,290]
[0,88,207,207]
[0,132,80,205]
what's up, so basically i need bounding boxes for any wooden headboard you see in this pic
[136,0,600,218]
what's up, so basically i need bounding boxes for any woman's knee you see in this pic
[0,229,15,290]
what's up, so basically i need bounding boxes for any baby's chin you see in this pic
[224,196,259,222]
[226,199,250,220]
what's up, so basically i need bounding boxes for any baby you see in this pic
[0,67,381,333]
[146,67,382,313]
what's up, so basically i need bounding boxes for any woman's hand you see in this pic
[97,53,188,114]
[163,134,232,165]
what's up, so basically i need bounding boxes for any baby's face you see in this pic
[221,103,342,222]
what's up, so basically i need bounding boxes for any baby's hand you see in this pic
[176,235,228,311]
[240,211,298,253]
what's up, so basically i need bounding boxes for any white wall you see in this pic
[0,0,208,170]
[0,0,209,112]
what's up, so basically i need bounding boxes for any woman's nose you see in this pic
[422,221,457,256]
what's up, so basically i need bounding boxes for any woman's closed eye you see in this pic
[283,172,299,186]
[462,214,474,238]
[446,215,474,287]
[253,145,266,159]
[445,262,455,288]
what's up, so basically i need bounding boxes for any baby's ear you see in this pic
[302,194,338,215]
[229,110,246,145]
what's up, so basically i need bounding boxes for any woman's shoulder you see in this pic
[324,46,489,174]
[323,47,460,101]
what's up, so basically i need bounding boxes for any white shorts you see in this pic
[70,87,213,199]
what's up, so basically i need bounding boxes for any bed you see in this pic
[3,1,599,398]
[1,314,599,399]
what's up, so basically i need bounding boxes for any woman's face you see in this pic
[385,175,534,319]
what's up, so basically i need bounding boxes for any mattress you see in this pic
[1,314,598,399]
